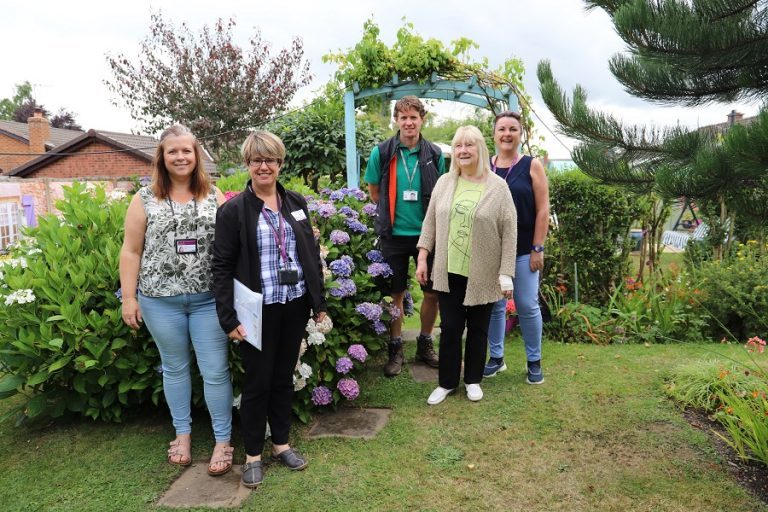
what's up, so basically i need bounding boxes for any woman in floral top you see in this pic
[119,124,234,476]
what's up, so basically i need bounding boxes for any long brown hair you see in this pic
[151,124,211,200]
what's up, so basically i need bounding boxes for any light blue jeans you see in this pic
[139,291,233,442]
[488,254,542,362]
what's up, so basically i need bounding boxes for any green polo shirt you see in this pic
[364,142,446,236]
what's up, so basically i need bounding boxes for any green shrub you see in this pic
[0,184,161,424]
[546,170,636,305]
[685,241,768,340]
[665,359,762,412]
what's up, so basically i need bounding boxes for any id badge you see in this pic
[278,268,299,285]
[175,239,198,254]
[403,189,418,202]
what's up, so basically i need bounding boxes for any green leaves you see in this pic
[0,183,161,425]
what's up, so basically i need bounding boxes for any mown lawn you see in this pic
[0,340,765,511]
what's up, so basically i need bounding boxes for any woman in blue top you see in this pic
[483,111,550,384]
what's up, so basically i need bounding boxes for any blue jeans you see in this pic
[488,254,542,362]
[139,291,233,442]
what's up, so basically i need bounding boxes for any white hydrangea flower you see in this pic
[299,339,308,357]
[314,315,333,334]
[293,377,307,391]
[2,257,27,269]
[4,289,36,306]
[298,362,313,379]
[319,245,330,260]
[323,267,333,281]
[108,189,127,201]
[307,332,325,346]
[305,319,318,334]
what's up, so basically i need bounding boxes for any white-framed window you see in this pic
[0,201,22,251]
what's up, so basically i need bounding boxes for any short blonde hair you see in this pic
[449,125,490,178]
[241,130,286,165]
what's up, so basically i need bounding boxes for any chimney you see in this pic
[27,107,50,156]
[727,109,744,125]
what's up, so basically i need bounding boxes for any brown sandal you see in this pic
[167,437,192,466]
[207,444,234,476]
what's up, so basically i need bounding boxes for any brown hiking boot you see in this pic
[415,334,439,368]
[383,339,404,377]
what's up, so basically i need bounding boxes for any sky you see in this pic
[1,0,760,159]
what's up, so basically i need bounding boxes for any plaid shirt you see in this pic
[256,205,306,305]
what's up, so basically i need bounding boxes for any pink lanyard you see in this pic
[492,154,523,181]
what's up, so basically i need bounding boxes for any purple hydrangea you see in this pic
[338,206,359,219]
[351,189,367,201]
[311,386,333,406]
[366,249,384,263]
[329,278,357,298]
[320,188,332,197]
[316,203,337,218]
[339,187,350,195]
[335,356,354,374]
[330,230,351,245]
[373,320,387,335]
[337,378,360,400]
[362,203,377,216]
[307,200,319,212]
[356,302,383,322]
[115,288,123,303]
[367,262,393,278]
[329,256,355,277]
[404,290,415,316]
[387,301,402,321]
[329,190,345,202]
[348,344,368,363]
[346,219,368,233]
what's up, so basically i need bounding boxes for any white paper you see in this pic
[233,279,263,350]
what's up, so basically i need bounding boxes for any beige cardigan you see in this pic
[418,171,517,306]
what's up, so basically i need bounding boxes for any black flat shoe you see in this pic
[271,448,308,470]
[241,461,263,487]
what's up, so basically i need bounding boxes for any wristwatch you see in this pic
[531,245,545,253]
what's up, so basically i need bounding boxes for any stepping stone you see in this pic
[307,407,391,440]
[157,462,251,508]
[410,361,438,383]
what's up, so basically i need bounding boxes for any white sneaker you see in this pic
[465,383,483,402]
[427,386,455,405]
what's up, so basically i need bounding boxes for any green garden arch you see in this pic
[344,73,519,188]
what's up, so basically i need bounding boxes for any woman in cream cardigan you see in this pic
[416,125,517,405]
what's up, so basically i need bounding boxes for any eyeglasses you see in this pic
[248,158,282,169]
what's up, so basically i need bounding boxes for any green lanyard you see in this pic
[398,149,419,189]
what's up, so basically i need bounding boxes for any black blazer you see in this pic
[212,180,327,334]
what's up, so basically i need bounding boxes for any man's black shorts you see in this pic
[380,235,434,294]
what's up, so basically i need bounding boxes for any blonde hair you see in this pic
[449,125,490,178]
[152,124,210,200]
[241,130,286,165]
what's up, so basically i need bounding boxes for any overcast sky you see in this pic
[1,0,759,159]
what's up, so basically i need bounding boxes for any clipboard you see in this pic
[233,279,263,350]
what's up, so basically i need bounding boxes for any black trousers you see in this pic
[437,273,493,389]
[239,294,310,456]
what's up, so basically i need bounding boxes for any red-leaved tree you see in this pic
[105,13,312,162]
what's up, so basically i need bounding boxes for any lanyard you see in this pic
[398,149,419,188]
[492,154,523,182]
[166,197,198,233]
[261,196,289,266]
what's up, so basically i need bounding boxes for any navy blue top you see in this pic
[493,155,536,256]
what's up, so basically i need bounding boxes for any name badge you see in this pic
[291,209,307,221]
[175,239,198,254]
[403,190,418,202]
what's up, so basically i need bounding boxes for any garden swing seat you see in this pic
[661,222,709,250]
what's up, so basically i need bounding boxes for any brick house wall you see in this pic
[0,134,35,174]
[23,141,153,179]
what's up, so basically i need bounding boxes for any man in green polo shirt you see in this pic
[365,96,446,377]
